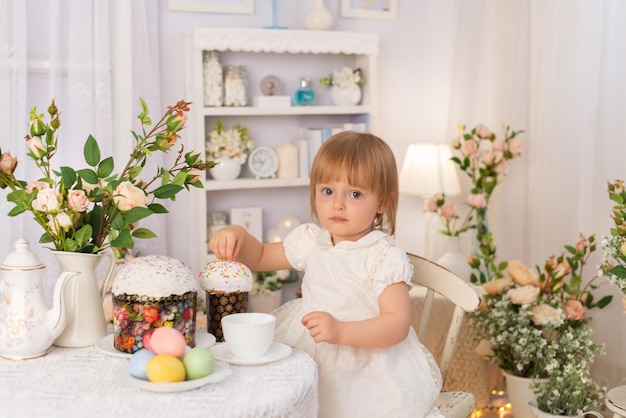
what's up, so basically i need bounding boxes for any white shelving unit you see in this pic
[181,28,379,275]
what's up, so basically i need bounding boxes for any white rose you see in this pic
[507,285,540,305]
[482,277,513,296]
[67,189,90,212]
[531,303,561,326]
[47,212,72,235]
[113,181,148,212]
[32,188,61,213]
[507,260,539,285]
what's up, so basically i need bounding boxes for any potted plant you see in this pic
[205,120,253,181]
[529,364,605,417]
[319,66,364,106]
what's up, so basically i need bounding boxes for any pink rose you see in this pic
[461,140,478,157]
[492,137,505,152]
[441,203,455,220]
[113,181,148,212]
[508,138,522,155]
[26,181,49,193]
[0,151,18,175]
[494,160,508,175]
[551,260,572,280]
[32,188,61,213]
[481,150,495,165]
[188,168,203,183]
[621,241,626,258]
[564,299,585,320]
[476,124,492,139]
[483,277,513,296]
[423,196,439,212]
[531,303,561,325]
[67,189,90,212]
[507,285,540,305]
[468,193,487,209]
[575,240,586,255]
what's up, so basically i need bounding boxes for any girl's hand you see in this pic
[301,311,342,344]
[209,225,248,260]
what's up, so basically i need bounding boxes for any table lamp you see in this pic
[399,143,461,259]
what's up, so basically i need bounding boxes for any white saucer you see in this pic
[129,361,231,392]
[95,329,217,358]
[211,341,292,366]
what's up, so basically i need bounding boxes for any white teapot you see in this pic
[0,239,77,359]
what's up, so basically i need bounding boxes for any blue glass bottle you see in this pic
[294,77,315,106]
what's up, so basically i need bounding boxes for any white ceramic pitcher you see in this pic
[0,239,77,359]
[529,401,603,418]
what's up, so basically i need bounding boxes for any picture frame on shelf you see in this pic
[168,0,254,14]
[230,207,263,242]
[340,0,398,20]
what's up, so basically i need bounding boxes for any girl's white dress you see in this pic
[273,224,443,418]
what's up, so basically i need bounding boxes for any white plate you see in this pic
[95,329,217,358]
[129,361,231,392]
[211,341,292,366]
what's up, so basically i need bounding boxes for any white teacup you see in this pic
[221,312,276,359]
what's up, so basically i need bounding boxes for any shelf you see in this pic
[200,105,371,117]
[203,177,309,191]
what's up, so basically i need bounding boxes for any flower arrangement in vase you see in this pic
[472,234,612,416]
[0,98,212,347]
[319,66,364,106]
[0,98,211,254]
[473,234,612,378]
[600,179,626,308]
[423,123,523,283]
[205,120,253,181]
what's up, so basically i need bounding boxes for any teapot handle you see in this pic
[99,250,116,301]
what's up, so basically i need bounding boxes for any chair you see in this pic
[408,253,481,418]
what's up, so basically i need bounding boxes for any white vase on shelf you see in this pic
[331,84,362,106]
[304,0,333,30]
[209,158,242,181]
[436,235,472,282]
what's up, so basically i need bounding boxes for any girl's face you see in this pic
[314,176,385,244]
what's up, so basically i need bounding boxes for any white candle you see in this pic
[276,142,299,178]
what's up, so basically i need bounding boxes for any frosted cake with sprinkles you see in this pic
[111,255,198,353]
[199,260,253,341]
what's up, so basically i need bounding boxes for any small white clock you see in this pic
[248,147,279,179]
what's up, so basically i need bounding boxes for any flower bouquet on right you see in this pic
[472,234,612,380]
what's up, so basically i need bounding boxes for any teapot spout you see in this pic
[45,271,77,339]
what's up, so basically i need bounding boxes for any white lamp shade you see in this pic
[399,143,461,197]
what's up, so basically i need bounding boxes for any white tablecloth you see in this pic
[0,340,318,418]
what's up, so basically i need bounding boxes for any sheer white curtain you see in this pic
[448,0,626,388]
[0,0,165,300]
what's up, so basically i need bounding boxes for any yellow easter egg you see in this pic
[146,354,186,383]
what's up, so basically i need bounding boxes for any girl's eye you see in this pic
[321,187,333,196]
[349,191,362,199]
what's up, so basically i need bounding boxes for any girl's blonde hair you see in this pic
[309,131,399,235]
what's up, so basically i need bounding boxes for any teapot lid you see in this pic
[1,239,45,270]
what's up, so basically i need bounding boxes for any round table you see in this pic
[0,339,318,418]
[606,386,626,418]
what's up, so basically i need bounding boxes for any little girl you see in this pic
[210,131,443,417]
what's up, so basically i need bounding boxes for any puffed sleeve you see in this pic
[369,240,413,297]
[283,223,319,271]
